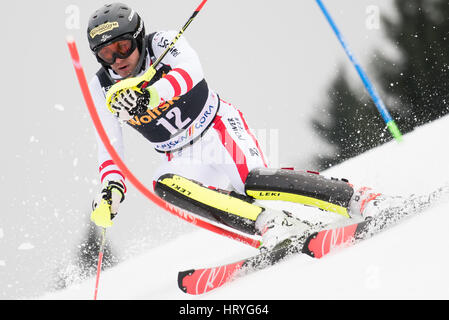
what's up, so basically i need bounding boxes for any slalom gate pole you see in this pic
[66,1,260,250]
[315,0,403,142]
[93,228,107,300]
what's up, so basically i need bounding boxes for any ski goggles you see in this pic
[95,36,137,65]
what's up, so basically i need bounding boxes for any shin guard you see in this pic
[154,174,263,235]
[245,168,354,218]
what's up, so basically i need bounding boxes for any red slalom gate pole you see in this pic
[65,37,260,249]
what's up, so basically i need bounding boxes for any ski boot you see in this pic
[255,208,309,251]
[349,186,404,220]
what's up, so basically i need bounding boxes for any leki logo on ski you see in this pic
[90,21,119,39]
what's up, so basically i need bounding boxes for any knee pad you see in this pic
[154,174,264,235]
[244,168,354,217]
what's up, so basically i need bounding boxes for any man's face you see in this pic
[109,48,140,78]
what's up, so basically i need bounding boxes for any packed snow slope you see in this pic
[42,115,449,299]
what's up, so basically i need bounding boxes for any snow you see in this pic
[17,243,35,251]
[41,115,449,300]
[54,104,65,112]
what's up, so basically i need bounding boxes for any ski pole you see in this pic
[315,0,403,142]
[105,0,209,112]
[151,0,208,73]
[93,227,107,300]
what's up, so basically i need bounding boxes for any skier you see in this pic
[87,3,388,251]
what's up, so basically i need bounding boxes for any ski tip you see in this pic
[177,269,195,293]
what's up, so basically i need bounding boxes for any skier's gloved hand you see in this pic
[110,88,138,121]
[91,180,126,228]
[110,86,160,121]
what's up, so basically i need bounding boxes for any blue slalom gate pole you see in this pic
[315,0,402,142]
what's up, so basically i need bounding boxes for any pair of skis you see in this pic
[177,185,449,295]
